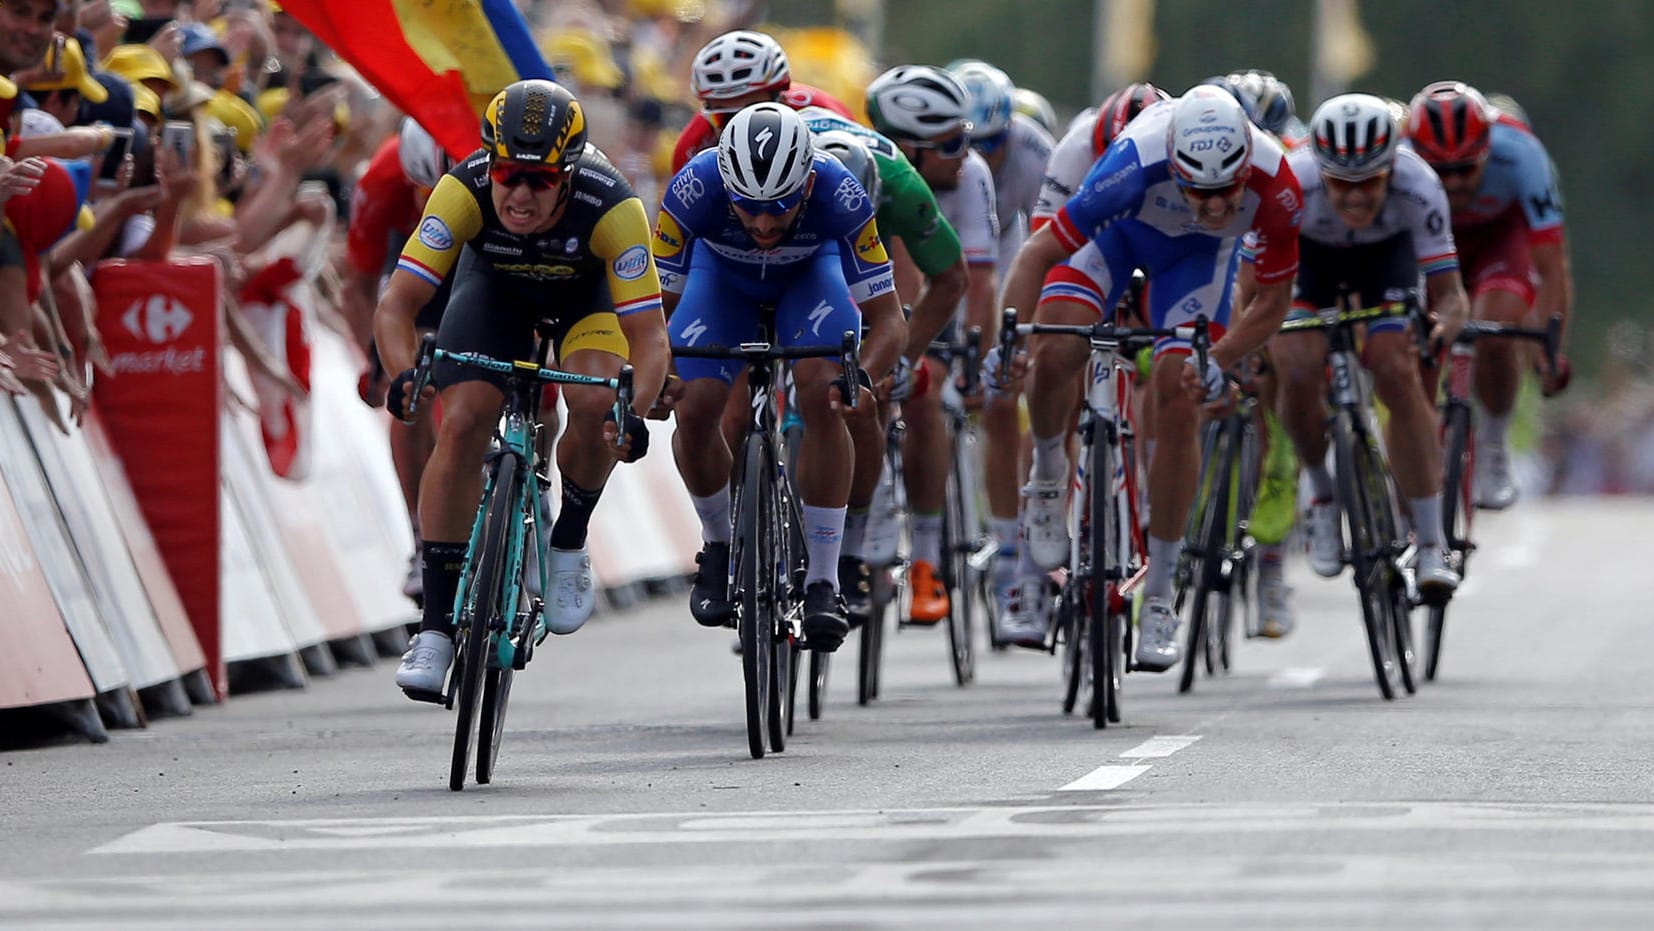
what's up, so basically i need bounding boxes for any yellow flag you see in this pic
[1314,0,1375,85]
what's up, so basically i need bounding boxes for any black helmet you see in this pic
[482,79,586,168]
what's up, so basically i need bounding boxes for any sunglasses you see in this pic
[1431,160,1482,178]
[729,187,806,216]
[1174,175,1248,200]
[909,129,973,159]
[488,161,566,191]
[971,130,1009,155]
[704,106,742,129]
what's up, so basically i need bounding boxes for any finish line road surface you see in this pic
[3,498,1652,929]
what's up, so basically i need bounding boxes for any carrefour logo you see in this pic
[121,295,194,344]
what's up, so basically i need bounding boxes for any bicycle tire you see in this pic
[859,571,889,705]
[1365,451,1417,697]
[451,453,518,791]
[476,665,513,784]
[1428,404,1473,681]
[1060,583,1085,715]
[1089,433,1118,729]
[735,435,771,759]
[1335,413,1400,700]
[1179,421,1234,694]
[767,480,792,753]
[808,648,829,720]
[942,451,975,686]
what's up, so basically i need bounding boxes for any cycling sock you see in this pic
[419,540,469,634]
[1304,462,1336,502]
[690,485,732,544]
[1258,543,1285,579]
[911,512,942,566]
[550,477,604,550]
[1479,407,1512,454]
[842,507,869,559]
[1410,496,1444,548]
[1031,433,1068,485]
[802,505,846,589]
[1145,535,1181,601]
[991,516,1019,550]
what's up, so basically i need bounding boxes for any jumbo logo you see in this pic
[121,294,194,344]
[853,221,888,265]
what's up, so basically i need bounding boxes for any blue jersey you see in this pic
[653,149,896,303]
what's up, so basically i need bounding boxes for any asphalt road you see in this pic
[3,497,1652,929]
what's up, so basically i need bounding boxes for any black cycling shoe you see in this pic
[803,581,849,652]
[690,542,736,627]
[838,556,871,629]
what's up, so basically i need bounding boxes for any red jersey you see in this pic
[346,136,423,277]
[670,82,857,174]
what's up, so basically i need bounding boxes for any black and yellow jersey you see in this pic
[395,146,663,317]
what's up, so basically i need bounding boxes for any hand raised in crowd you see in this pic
[0,156,48,204]
[147,20,183,61]
[153,145,200,203]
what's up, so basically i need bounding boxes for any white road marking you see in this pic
[1119,735,1201,758]
[1268,666,1325,688]
[1057,765,1151,791]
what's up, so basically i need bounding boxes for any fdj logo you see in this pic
[121,295,194,344]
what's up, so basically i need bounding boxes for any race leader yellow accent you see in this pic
[852,217,889,265]
[395,149,663,318]
[557,311,630,362]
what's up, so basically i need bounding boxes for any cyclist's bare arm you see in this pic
[998,224,1070,333]
[373,269,437,376]
[618,309,670,416]
[859,289,908,386]
[1214,277,1292,371]
[1425,269,1471,346]
[1530,238,1573,345]
[903,255,968,363]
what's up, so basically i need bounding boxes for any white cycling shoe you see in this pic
[1303,499,1344,578]
[1021,480,1069,571]
[1256,574,1296,639]
[395,631,454,694]
[544,547,595,635]
[1133,595,1183,672]
[1414,544,1461,598]
[1474,442,1519,510]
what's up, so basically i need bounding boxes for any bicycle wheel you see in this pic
[1427,404,1473,681]
[1334,414,1401,700]
[451,453,517,791]
[476,665,513,785]
[1088,434,1118,729]
[1364,451,1417,697]
[941,449,976,686]
[859,571,889,705]
[734,435,772,759]
[1216,419,1261,672]
[1179,422,1233,694]
[767,481,793,753]
[808,648,829,720]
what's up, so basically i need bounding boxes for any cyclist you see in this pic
[659,103,905,653]
[1405,81,1572,509]
[343,117,453,604]
[380,80,669,696]
[865,64,1009,633]
[1003,85,1303,671]
[670,30,857,175]
[1220,69,1307,147]
[796,111,969,616]
[1012,86,1059,138]
[1272,92,1467,604]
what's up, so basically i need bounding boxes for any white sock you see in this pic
[912,512,942,566]
[1032,433,1069,485]
[802,504,846,588]
[1480,407,1512,454]
[691,486,731,544]
[1304,463,1336,502]
[1410,496,1444,548]
[842,507,869,559]
[1145,535,1181,600]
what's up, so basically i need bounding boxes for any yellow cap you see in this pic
[255,86,289,124]
[25,35,110,103]
[102,44,181,91]
[539,29,624,90]
[204,90,263,153]
[133,83,162,123]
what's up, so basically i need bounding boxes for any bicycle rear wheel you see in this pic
[476,665,513,785]
[1427,404,1473,680]
[859,571,890,705]
[1335,414,1401,700]
[451,453,517,791]
[735,436,772,759]
[942,448,976,686]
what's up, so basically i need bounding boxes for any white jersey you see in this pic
[1035,109,1102,224]
[1289,145,1458,271]
[934,149,1000,267]
[992,113,1054,259]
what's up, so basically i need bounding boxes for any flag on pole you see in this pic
[274,0,554,161]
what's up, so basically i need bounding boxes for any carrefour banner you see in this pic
[276,0,554,160]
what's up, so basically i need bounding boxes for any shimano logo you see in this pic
[121,295,194,344]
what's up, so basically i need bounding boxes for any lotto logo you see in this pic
[121,294,194,344]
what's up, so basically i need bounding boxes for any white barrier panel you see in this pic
[0,430,97,711]
[0,399,129,695]
[218,466,302,665]
[14,399,182,691]
[583,420,700,588]
[81,413,207,678]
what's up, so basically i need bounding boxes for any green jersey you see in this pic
[799,107,962,278]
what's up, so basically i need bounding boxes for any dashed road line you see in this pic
[1059,734,1202,792]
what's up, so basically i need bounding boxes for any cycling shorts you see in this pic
[1453,205,1537,306]
[668,244,862,385]
[433,246,630,391]
[1288,235,1417,336]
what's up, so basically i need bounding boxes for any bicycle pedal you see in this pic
[400,687,445,705]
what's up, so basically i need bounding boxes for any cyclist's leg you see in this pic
[900,352,950,621]
[1457,215,1536,508]
[1271,241,1344,578]
[389,275,452,601]
[1367,322,1457,593]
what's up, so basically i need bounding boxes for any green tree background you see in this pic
[784,0,1652,379]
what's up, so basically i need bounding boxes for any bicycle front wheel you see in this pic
[859,570,890,705]
[942,447,976,686]
[1428,404,1473,680]
[735,436,772,759]
[1088,434,1119,728]
[1334,413,1402,700]
[1179,421,1234,695]
[451,453,518,790]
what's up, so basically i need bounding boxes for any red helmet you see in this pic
[1406,80,1494,164]
[1093,82,1168,155]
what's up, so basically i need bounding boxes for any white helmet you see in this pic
[398,117,449,189]
[691,30,790,103]
[814,129,881,203]
[866,65,972,141]
[717,103,815,203]
[948,59,1015,140]
[1310,93,1399,182]
[1166,85,1253,188]
[1012,86,1058,136]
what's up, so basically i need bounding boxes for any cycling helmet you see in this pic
[815,128,882,204]
[1226,69,1296,137]
[398,117,450,188]
[1093,81,1169,153]
[1310,93,1398,182]
[690,30,791,103]
[1166,85,1252,189]
[717,102,815,203]
[1406,80,1494,164]
[866,65,971,142]
[1486,91,1531,129]
[947,59,1016,141]
[481,79,586,168]
[1012,87,1058,136]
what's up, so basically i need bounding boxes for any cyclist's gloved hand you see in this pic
[888,355,915,402]
[605,407,650,462]
[386,367,419,422]
[981,345,1019,399]
[1188,355,1227,402]
[1540,352,1572,397]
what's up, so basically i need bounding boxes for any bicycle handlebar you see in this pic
[671,330,862,409]
[1452,316,1561,370]
[1277,299,1414,334]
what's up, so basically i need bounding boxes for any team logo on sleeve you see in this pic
[653,212,686,259]
[835,176,867,213]
[852,220,888,265]
[671,172,705,206]
[613,245,650,280]
[417,217,453,250]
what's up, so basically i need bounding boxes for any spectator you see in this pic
[16,35,110,128]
